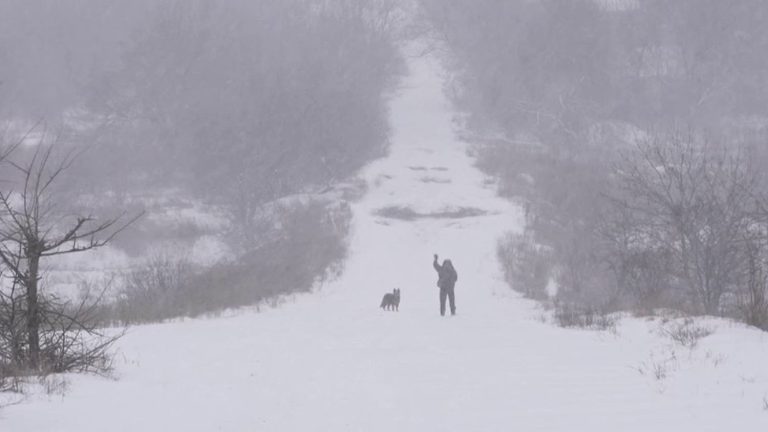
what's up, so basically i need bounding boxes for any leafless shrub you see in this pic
[644,363,666,381]
[110,200,352,323]
[637,351,677,382]
[552,300,616,331]
[38,374,69,397]
[0,274,26,375]
[1,279,123,379]
[648,361,668,381]
[0,368,23,394]
[192,200,351,312]
[37,283,123,375]
[114,253,193,324]
[704,350,726,367]
[660,318,713,349]
[497,233,551,300]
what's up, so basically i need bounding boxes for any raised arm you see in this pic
[433,254,441,272]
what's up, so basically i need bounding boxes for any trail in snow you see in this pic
[3,43,768,432]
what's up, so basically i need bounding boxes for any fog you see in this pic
[422,0,768,327]
[2,2,768,427]
[1,0,403,369]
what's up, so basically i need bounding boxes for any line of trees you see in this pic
[1,0,405,383]
[2,0,402,251]
[421,0,768,328]
[106,199,351,325]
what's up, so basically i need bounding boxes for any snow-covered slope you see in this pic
[3,43,768,432]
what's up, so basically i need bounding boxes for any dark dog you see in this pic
[380,288,400,311]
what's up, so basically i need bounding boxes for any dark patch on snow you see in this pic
[374,205,487,220]
[419,176,452,184]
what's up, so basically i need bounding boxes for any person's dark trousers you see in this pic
[439,287,456,316]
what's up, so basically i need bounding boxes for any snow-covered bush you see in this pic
[497,233,551,300]
[552,300,616,331]
[113,254,194,324]
[660,318,713,350]
[109,200,352,323]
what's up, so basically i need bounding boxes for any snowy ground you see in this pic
[3,44,768,432]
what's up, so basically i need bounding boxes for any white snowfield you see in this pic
[3,45,768,432]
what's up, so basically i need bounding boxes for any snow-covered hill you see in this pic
[2,42,768,432]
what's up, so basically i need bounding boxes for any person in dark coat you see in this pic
[433,254,458,316]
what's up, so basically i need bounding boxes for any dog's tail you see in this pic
[380,297,387,308]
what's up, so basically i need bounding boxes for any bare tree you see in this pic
[0,141,140,371]
[738,239,768,329]
[606,132,767,315]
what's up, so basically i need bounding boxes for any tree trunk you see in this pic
[26,252,40,369]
